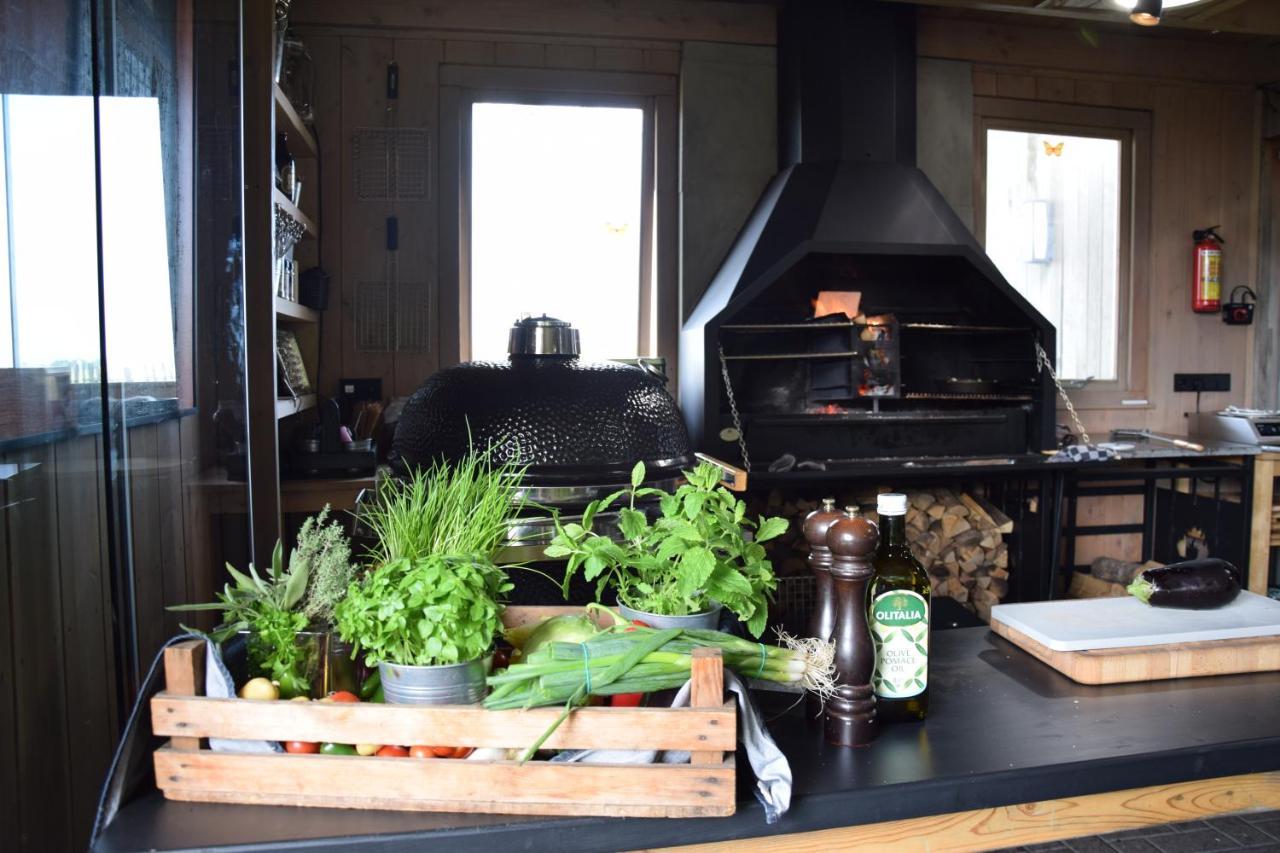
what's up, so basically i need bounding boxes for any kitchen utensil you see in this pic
[1111,428,1205,453]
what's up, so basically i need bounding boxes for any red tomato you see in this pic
[492,646,511,669]
[376,745,409,757]
[284,740,319,754]
[409,745,472,759]
[609,692,645,707]
[409,745,435,759]
[327,690,360,703]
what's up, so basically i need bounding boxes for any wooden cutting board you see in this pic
[990,593,1280,685]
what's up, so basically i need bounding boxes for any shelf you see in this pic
[276,394,316,419]
[275,296,319,323]
[273,84,318,159]
[900,323,1029,333]
[194,467,374,514]
[273,187,317,238]
[721,351,861,361]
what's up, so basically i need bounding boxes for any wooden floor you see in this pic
[654,772,1280,853]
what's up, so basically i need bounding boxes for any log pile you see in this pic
[752,488,1015,624]
[904,489,1013,623]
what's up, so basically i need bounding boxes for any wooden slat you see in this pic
[7,447,73,852]
[0,450,19,849]
[689,648,726,766]
[53,435,116,848]
[273,187,318,237]
[128,424,166,666]
[163,641,205,751]
[339,34,397,391]
[291,0,775,45]
[660,771,1280,853]
[151,693,737,752]
[154,747,735,816]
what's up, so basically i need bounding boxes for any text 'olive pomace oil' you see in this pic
[868,492,930,721]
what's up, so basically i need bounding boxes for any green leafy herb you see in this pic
[168,541,315,697]
[334,555,510,666]
[360,446,526,563]
[294,505,357,627]
[547,462,786,637]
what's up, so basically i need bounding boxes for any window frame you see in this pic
[974,97,1152,410]
[439,66,677,369]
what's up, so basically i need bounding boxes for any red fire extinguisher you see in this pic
[1192,226,1224,314]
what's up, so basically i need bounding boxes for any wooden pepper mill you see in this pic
[823,507,879,747]
[803,497,843,642]
[803,498,843,716]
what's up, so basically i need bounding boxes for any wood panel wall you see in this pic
[0,417,222,851]
[296,17,692,397]
[916,10,1268,572]
[917,11,1264,438]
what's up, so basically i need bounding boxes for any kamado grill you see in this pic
[389,315,695,566]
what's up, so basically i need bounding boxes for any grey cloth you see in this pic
[550,671,792,823]
[204,640,282,753]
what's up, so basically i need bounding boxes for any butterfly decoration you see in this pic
[1043,140,1065,157]
[604,222,629,235]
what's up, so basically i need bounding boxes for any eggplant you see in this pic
[1126,558,1241,609]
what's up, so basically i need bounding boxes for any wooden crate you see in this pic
[150,607,737,817]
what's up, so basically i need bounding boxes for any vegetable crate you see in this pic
[150,607,738,817]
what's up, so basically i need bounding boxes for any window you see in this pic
[0,94,177,385]
[985,129,1121,381]
[977,99,1150,403]
[469,102,648,361]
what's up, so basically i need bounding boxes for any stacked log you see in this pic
[904,489,1013,623]
[751,488,1015,623]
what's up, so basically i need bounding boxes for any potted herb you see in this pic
[335,449,524,704]
[546,462,787,637]
[291,506,359,693]
[169,542,316,698]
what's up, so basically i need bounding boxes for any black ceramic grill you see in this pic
[391,316,694,488]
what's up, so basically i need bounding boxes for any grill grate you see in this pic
[352,127,431,201]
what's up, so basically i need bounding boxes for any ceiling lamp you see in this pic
[1128,0,1162,26]
[1114,0,1212,26]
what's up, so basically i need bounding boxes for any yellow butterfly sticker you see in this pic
[1043,140,1065,157]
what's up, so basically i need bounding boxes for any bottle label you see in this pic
[870,590,928,699]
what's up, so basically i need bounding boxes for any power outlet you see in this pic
[1173,373,1230,393]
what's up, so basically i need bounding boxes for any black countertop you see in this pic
[93,628,1280,852]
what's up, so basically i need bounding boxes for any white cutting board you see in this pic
[990,592,1280,652]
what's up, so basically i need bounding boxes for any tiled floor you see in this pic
[998,810,1280,852]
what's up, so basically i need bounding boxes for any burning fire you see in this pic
[812,290,861,319]
[808,403,847,415]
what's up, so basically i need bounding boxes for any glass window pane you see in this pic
[469,102,644,361]
[984,129,1121,381]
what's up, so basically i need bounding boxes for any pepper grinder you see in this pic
[824,506,879,747]
[803,498,843,714]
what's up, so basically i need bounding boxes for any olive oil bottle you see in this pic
[868,493,930,721]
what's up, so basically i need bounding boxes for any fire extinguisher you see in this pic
[1192,226,1224,314]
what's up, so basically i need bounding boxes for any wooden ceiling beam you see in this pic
[882,0,1280,37]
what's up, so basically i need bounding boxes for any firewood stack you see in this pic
[904,489,1013,622]
[754,488,1015,624]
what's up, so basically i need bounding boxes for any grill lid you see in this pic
[392,316,694,484]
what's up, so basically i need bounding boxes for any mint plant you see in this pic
[546,462,786,637]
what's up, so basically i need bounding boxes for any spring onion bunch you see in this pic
[486,616,835,760]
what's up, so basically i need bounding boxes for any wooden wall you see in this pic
[915,10,1269,569]
[292,0,771,397]
[0,416,222,851]
[916,10,1264,438]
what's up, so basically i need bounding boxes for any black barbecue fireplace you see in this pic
[679,0,1056,472]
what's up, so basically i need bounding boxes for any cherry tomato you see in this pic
[376,745,409,757]
[409,745,435,759]
[327,690,360,703]
[284,740,319,754]
[492,646,512,669]
[609,692,645,707]
[410,745,473,759]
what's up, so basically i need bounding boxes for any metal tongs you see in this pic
[1112,428,1206,453]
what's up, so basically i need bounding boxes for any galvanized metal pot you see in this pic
[379,654,493,705]
[618,601,723,631]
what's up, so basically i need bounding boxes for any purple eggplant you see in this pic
[1126,558,1241,609]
